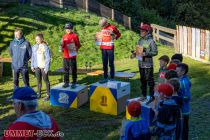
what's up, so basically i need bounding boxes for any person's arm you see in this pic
[144,40,158,56]
[31,46,35,72]
[111,25,121,40]
[181,79,191,101]
[9,42,13,57]
[74,35,81,51]
[44,45,51,73]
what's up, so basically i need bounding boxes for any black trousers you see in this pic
[139,67,155,97]
[63,58,77,84]
[13,68,30,89]
[35,68,50,95]
[182,115,189,140]
[102,49,115,79]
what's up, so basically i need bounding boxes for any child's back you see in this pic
[121,119,151,140]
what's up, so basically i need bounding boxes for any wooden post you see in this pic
[111,9,114,20]
[128,17,131,30]
[86,0,89,12]
[59,0,63,8]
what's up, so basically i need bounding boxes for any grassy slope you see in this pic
[1,4,210,140]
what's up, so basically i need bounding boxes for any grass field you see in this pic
[0,4,210,140]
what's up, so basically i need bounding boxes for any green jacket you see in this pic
[138,34,158,68]
[158,66,168,83]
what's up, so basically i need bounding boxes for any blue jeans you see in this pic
[101,49,115,79]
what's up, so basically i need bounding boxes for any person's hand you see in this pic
[31,68,35,72]
[44,69,48,74]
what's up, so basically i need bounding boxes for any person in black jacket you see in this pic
[9,28,32,89]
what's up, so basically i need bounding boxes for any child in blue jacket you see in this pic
[120,101,151,140]
[176,63,191,140]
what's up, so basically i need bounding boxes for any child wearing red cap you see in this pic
[152,83,181,140]
[120,101,151,140]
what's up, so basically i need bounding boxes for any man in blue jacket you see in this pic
[9,28,32,89]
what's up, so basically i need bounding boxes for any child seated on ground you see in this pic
[152,83,181,140]
[120,101,151,140]
[176,63,192,140]
[158,55,170,83]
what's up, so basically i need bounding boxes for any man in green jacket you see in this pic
[138,24,158,104]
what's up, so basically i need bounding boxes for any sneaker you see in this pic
[99,79,108,84]
[43,96,50,101]
[37,93,41,99]
[146,97,154,105]
[62,83,69,88]
[71,83,77,89]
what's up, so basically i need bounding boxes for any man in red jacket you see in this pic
[2,87,61,140]
[60,22,81,88]
[96,17,121,83]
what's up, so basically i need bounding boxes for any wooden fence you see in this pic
[176,25,210,63]
[31,0,131,29]
[151,24,176,47]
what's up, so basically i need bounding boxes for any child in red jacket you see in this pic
[60,22,81,89]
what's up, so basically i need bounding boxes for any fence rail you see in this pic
[151,24,176,47]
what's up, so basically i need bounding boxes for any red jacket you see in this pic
[61,32,81,58]
[99,24,121,50]
[1,111,60,140]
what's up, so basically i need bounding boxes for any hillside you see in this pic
[0,4,139,71]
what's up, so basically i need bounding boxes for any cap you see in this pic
[128,101,141,117]
[7,87,37,101]
[159,55,170,64]
[167,63,177,70]
[64,22,73,29]
[158,83,174,97]
[139,24,152,31]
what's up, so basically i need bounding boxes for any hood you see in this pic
[15,111,52,129]
[14,36,26,45]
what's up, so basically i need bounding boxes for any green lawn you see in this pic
[1,4,210,140]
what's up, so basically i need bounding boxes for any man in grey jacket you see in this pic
[138,24,158,105]
[10,28,32,89]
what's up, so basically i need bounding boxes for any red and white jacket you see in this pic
[61,32,81,59]
[98,24,121,50]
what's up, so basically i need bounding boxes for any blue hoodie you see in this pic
[9,36,32,71]
[179,75,192,115]
[120,119,151,140]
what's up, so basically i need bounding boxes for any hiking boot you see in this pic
[37,93,41,99]
[109,78,115,81]
[71,83,77,89]
[62,83,69,88]
[43,96,50,102]
[99,79,108,84]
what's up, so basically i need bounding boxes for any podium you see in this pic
[126,97,155,126]
[90,81,130,115]
[50,83,88,108]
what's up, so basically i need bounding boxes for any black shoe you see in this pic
[37,93,41,99]
[62,83,69,88]
[43,96,50,101]
[146,97,154,105]
[99,79,108,84]
[71,83,77,89]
